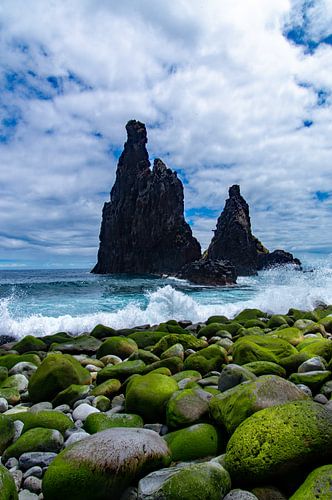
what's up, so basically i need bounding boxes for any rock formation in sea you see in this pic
[92,120,201,274]
[177,258,237,286]
[207,185,301,275]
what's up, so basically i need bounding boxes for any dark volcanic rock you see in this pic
[178,258,237,286]
[257,249,302,270]
[92,120,201,274]
[207,185,263,276]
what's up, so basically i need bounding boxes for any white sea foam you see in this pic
[1,262,332,339]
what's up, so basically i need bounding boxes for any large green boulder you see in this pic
[9,410,74,435]
[50,335,102,355]
[299,339,332,361]
[232,336,297,365]
[198,322,241,339]
[97,360,146,383]
[84,413,143,433]
[318,316,332,333]
[42,428,171,500]
[137,461,231,500]
[279,351,312,374]
[90,324,117,339]
[41,331,72,346]
[224,401,332,486]
[12,335,47,353]
[129,349,160,364]
[166,387,211,428]
[0,388,20,405]
[218,364,257,392]
[52,384,91,407]
[0,415,15,454]
[142,356,183,375]
[0,366,8,383]
[0,464,18,500]
[3,427,63,460]
[290,464,332,499]
[234,309,267,322]
[96,336,138,359]
[151,334,206,356]
[242,361,286,378]
[0,354,41,370]
[28,354,91,403]
[164,423,220,462]
[267,315,289,328]
[210,375,308,434]
[125,373,178,423]
[184,345,228,374]
[266,328,303,346]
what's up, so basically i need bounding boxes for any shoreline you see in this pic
[0,305,331,498]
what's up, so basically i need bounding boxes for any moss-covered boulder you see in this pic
[279,351,312,374]
[1,374,28,392]
[318,316,332,333]
[166,387,211,428]
[164,423,220,462]
[224,400,332,486]
[9,410,74,435]
[234,309,267,322]
[84,412,143,433]
[42,428,171,500]
[184,345,228,374]
[289,464,332,499]
[97,360,146,383]
[28,354,91,403]
[266,328,303,346]
[198,322,241,339]
[267,315,290,328]
[242,361,286,378]
[218,364,257,392]
[128,331,170,349]
[232,336,297,365]
[52,384,91,407]
[161,343,184,360]
[96,336,138,360]
[0,354,41,370]
[3,427,63,460]
[0,366,8,383]
[125,373,178,423]
[128,348,160,364]
[298,339,332,361]
[90,324,117,339]
[50,335,102,355]
[210,375,308,434]
[0,415,15,454]
[151,334,206,356]
[288,371,331,393]
[142,356,183,375]
[90,379,121,398]
[137,461,231,500]
[172,370,202,382]
[12,335,47,353]
[0,388,20,405]
[0,464,18,500]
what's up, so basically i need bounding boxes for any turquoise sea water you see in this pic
[0,254,332,339]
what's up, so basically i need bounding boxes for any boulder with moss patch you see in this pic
[164,423,220,461]
[9,410,74,435]
[3,427,63,460]
[84,412,143,433]
[96,336,138,359]
[97,359,146,383]
[0,414,15,454]
[166,387,211,428]
[12,335,47,354]
[52,384,91,407]
[232,336,297,365]
[0,464,18,500]
[151,334,206,356]
[242,361,286,378]
[184,345,228,374]
[289,464,332,499]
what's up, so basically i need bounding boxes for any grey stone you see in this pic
[13,420,24,442]
[9,362,38,378]
[53,404,71,413]
[19,490,39,500]
[23,466,43,479]
[0,397,9,413]
[23,476,42,494]
[296,384,312,397]
[29,402,53,413]
[10,469,23,491]
[5,457,18,469]
[64,431,90,447]
[73,399,92,409]
[143,424,163,434]
[72,403,99,422]
[19,452,58,471]
[224,490,258,500]
[298,356,327,373]
[218,364,256,392]
[313,394,328,404]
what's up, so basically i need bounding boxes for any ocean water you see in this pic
[1,254,332,339]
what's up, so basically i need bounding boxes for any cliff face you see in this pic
[92,120,201,274]
[207,184,300,275]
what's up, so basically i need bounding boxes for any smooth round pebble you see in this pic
[72,403,100,422]
[19,452,58,471]
[64,431,90,447]
[29,402,53,413]
[313,393,328,404]
[23,476,42,494]
[224,490,258,500]
[13,420,24,441]
[296,384,312,397]
[23,466,43,479]
[0,397,9,413]
[19,490,39,500]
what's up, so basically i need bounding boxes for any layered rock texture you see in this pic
[92,120,201,274]
[207,185,300,276]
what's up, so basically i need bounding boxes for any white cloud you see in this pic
[0,0,332,267]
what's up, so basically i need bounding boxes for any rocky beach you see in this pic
[0,305,332,498]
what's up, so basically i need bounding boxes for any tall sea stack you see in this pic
[92,120,201,274]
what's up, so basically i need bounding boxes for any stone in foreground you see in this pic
[42,428,171,500]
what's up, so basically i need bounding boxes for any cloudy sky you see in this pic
[0,0,332,269]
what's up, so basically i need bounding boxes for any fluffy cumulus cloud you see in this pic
[0,0,332,268]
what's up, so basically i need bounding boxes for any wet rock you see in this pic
[177,258,237,286]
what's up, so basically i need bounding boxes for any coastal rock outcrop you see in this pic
[177,258,237,285]
[207,185,301,275]
[92,120,201,274]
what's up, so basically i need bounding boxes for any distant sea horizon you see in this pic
[0,252,331,339]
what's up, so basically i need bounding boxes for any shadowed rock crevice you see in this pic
[92,120,201,274]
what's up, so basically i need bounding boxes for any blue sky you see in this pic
[0,0,332,269]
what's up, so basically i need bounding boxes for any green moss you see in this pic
[0,366,8,384]
[288,371,331,392]
[224,400,332,486]
[290,464,332,499]
[90,324,117,339]
[151,334,206,356]
[242,361,286,378]
[128,349,160,364]
[299,339,332,361]
[242,319,267,329]
[0,354,41,370]
[0,388,20,405]
[96,336,138,360]
[0,415,15,454]
[52,384,91,407]
[9,410,74,435]
[3,427,63,460]
[156,323,187,334]
[97,360,146,383]
[160,343,184,360]
[0,464,18,500]
[234,309,267,322]
[232,336,297,365]
[266,328,303,346]
[40,331,73,346]
[207,315,229,324]
[164,423,220,461]
[84,413,143,433]
[184,345,228,374]
[28,353,91,403]
[166,387,210,428]
[267,315,290,328]
[198,322,241,339]
[90,378,121,398]
[128,331,170,349]
[50,335,102,355]
[279,351,312,374]
[318,316,332,333]
[172,370,202,382]
[125,373,178,423]
[142,356,183,375]
[210,375,308,434]
[12,335,47,354]
[147,367,172,376]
